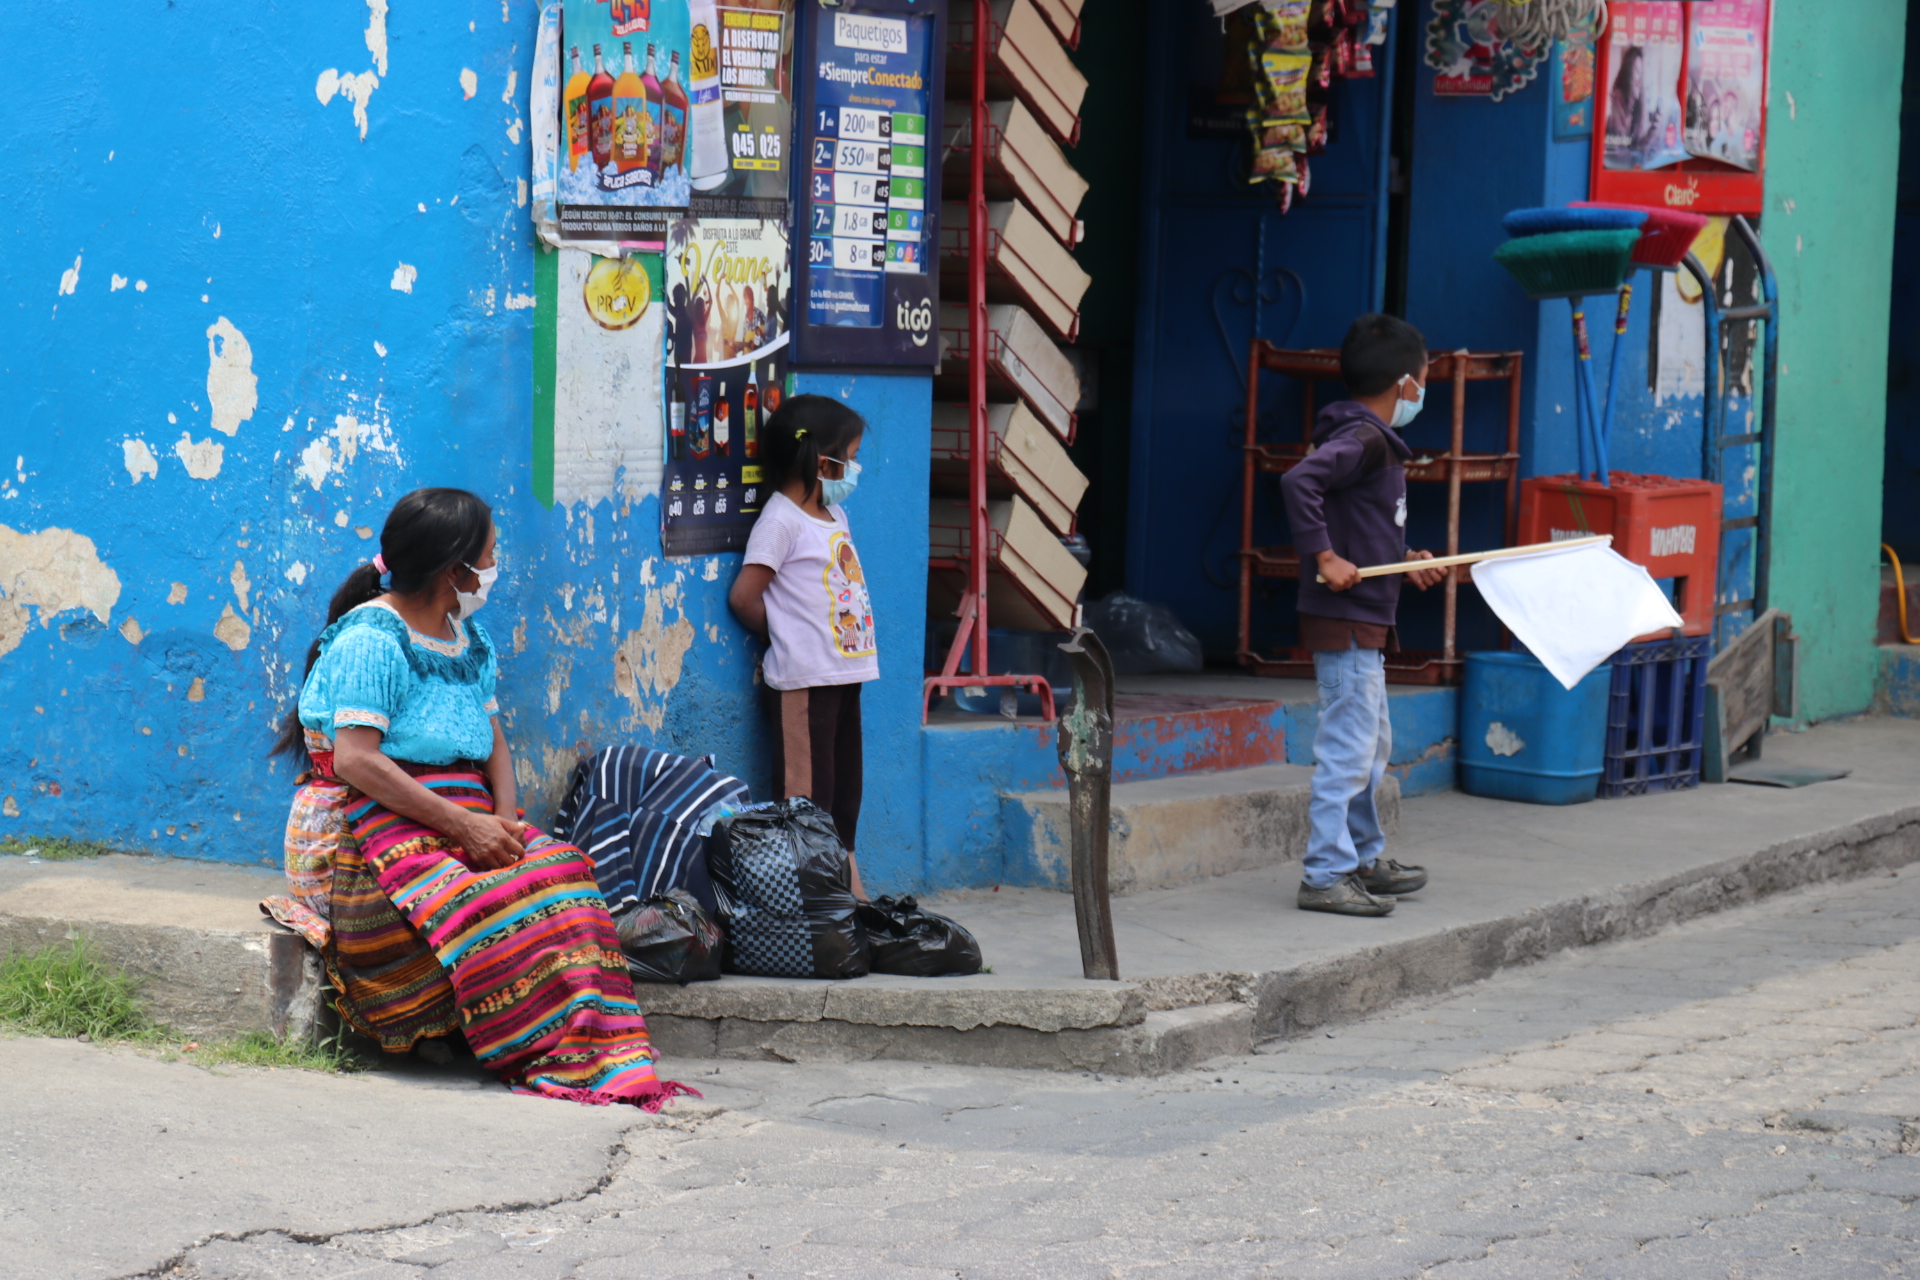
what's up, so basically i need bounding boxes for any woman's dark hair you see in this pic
[269,487,493,758]
[759,394,867,504]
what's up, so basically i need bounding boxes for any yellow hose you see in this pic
[1886,543,1916,645]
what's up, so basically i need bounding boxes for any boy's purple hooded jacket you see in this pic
[1279,400,1412,628]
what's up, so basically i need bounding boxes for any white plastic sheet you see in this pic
[1470,542,1685,690]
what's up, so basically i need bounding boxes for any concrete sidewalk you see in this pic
[1,718,1916,1077]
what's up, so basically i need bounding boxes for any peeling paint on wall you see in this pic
[173,434,225,480]
[612,589,696,731]
[461,68,479,99]
[365,0,390,76]
[122,439,159,484]
[298,440,334,490]
[58,256,82,296]
[213,605,252,652]
[205,318,258,437]
[0,525,122,660]
[316,69,381,141]
[391,263,418,293]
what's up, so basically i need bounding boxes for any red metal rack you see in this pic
[1235,342,1524,685]
[924,0,1056,722]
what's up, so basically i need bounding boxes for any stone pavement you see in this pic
[8,850,1920,1278]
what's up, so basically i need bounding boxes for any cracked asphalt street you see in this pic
[6,869,1920,1280]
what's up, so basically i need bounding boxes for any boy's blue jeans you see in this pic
[1302,640,1391,890]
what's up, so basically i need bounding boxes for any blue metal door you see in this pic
[1126,0,1397,655]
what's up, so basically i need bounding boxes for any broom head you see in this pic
[1493,229,1644,300]
[1501,206,1647,238]
[1572,202,1709,268]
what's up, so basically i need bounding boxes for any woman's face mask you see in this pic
[454,561,499,620]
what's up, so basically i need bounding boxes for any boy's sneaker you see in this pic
[1358,858,1428,895]
[1298,875,1396,917]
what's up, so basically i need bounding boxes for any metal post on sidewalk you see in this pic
[1056,627,1119,980]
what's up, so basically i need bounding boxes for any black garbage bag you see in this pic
[708,799,869,979]
[1082,592,1204,675]
[855,895,984,977]
[613,889,724,985]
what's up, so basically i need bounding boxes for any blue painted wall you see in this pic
[0,1,933,892]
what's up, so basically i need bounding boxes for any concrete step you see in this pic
[0,854,323,1041]
[634,975,1255,1075]
[4,718,1915,1082]
[1002,764,1401,894]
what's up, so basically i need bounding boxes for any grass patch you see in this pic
[178,1029,366,1074]
[0,937,150,1039]
[0,937,366,1073]
[0,834,119,861]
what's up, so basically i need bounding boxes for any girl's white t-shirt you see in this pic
[743,491,879,690]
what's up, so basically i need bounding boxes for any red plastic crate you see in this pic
[1518,472,1721,638]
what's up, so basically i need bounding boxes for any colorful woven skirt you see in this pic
[346,764,695,1110]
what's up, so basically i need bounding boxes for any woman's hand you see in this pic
[459,812,528,871]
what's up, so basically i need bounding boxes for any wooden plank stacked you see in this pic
[931,1,1092,635]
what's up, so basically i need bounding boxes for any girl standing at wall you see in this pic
[727,395,876,898]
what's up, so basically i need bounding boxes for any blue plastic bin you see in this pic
[1458,650,1613,805]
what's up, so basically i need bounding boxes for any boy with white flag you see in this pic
[1336,536,1686,692]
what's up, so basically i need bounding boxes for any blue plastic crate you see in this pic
[1602,635,1711,797]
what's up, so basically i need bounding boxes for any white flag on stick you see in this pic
[1470,542,1685,690]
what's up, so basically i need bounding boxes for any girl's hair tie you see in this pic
[372,553,388,574]
[794,428,808,440]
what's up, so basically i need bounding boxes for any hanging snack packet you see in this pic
[1247,109,1303,184]
[1310,44,1334,90]
[1351,31,1375,77]
[1257,0,1311,54]
[1254,51,1313,125]
[1307,102,1329,154]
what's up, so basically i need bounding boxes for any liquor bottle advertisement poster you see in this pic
[558,0,696,242]
[661,216,791,555]
[790,0,946,368]
[556,0,794,243]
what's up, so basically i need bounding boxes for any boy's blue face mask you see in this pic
[820,458,862,506]
[1389,375,1425,430]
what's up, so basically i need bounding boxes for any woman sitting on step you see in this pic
[265,487,692,1110]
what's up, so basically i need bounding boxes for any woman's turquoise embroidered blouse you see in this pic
[298,603,498,764]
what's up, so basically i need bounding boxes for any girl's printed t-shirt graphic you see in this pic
[826,533,876,658]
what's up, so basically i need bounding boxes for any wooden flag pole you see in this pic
[1316,535,1613,583]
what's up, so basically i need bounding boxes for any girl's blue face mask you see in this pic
[1390,375,1425,430]
[820,457,862,506]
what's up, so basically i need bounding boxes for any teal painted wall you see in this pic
[1761,1,1907,721]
